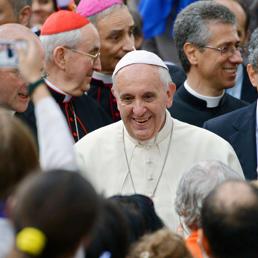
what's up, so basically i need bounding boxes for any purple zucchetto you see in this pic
[76,0,123,17]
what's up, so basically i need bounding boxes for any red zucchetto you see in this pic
[41,10,90,35]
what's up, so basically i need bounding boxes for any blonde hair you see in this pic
[127,228,193,258]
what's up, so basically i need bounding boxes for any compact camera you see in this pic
[0,40,27,68]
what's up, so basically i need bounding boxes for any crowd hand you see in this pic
[16,39,44,83]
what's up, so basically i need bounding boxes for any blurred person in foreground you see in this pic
[8,170,100,258]
[200,180,258,258]
[127,228,193,258]
[175,160,242,258]
[0,22,80,258]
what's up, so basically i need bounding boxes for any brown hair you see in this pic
[127,228,193,258]
[0,108,39,200]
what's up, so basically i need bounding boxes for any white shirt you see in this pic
[75,111,244,230]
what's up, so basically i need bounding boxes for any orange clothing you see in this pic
[185,230,203,258]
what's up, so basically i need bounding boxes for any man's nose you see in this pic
[122,34,135,52]
[229,49,243,64]
[132,101,146,116]
[93,56,101,72]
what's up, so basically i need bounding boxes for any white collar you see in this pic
[44,79,72,103]
[92,71,113,84]
[124,110,173,147]
[184,81,224,108]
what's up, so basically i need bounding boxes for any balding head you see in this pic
[0,23,44,112]
[201,180,258,258]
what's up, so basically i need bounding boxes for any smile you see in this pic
[133,116,151,124]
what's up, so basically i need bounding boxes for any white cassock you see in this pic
[75,110,244,230]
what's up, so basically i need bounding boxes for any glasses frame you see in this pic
[63,46,100,61]
[201,45,243,56]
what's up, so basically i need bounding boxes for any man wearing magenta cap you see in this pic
[18,10,111,142]
[77,0,135,122]
[75,50,244,230]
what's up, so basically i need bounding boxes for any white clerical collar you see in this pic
[124,110,173,146]
[44,79,72,103]
[184,81,224,108]
[92,71,113,84]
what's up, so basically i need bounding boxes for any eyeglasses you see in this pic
[201,45,243,56]
[63,46,100,61]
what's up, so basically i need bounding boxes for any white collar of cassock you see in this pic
[92,71,113,84]
[124,110,173,147]
[44,79,72,103]
[184,80,224,108]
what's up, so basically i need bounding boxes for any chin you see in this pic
[16,104,28,113]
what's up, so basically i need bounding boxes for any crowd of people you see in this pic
[0,0,258,258]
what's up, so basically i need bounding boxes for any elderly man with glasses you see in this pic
[18,10,111,142]
[168,1,247,128]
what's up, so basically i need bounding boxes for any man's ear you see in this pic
[18,5,32,27]
[53,47,67,70]
[247,64,258,90]
[166,82,176,108]
[183,42,199,66]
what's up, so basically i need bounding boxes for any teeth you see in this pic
[134,118,149,123]
[18,93,28,97]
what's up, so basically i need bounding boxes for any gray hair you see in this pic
[248,28,258,71]
[10,0,32,17]
[174,1,236,73]
[40,29,81,62]
[87,3,126,25]
[175,160,242,229]
[112,65,172,90]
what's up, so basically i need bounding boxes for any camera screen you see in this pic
[0,41,18,68]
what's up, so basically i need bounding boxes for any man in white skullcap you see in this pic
[75,50,244,230]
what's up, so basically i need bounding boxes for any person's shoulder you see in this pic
[173,118,233,145]
[223,93,248,107]
[204,103,254,129]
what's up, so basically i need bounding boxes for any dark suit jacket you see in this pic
[169,85,247,127]
[241,66,257,103]
[203,102,257,180]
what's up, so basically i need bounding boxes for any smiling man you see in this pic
[18,10,111,142]
[75,50,244,230]
[168,1,246,127]
[77,0,135,122]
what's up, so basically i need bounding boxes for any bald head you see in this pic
[0,24,44,112]
[0,23,44,58]
[201,180,258,258]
